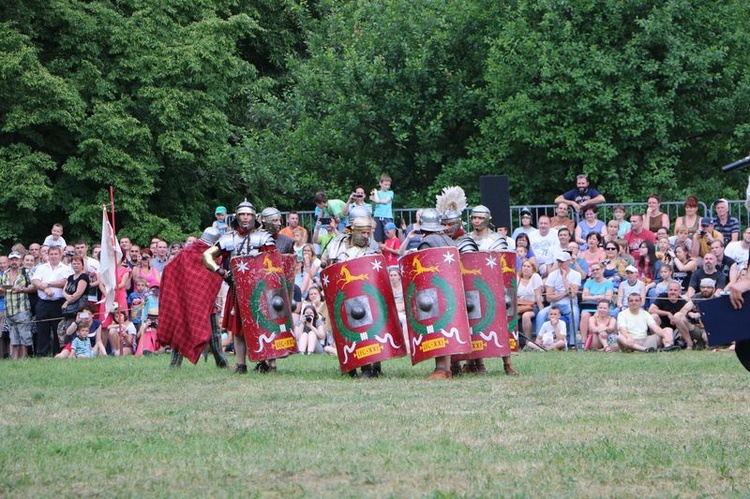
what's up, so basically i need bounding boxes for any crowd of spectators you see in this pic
[0,172,744,361]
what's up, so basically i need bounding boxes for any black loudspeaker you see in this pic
[479,175,511,230]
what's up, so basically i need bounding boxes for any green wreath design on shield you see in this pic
[250,279,290,334]
[406,274,456,336]
[471,276,497,334]
[333,281,387,343]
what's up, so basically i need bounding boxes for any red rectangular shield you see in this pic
[231,252,296,362]
[320,254,407,373]
[400,247,472,365]
[499,250,520,351]
[455,251,511,359]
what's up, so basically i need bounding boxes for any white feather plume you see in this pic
[435,186,467,215]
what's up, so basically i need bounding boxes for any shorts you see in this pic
[7,310,33,346]
[634,335,661,350]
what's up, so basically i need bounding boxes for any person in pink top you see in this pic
[624,213,656,261]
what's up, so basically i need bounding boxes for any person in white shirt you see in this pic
[31,246,73,356]
[529,216,560,278]
[616,293,672,352]
[724,227,750,271]
[535,252,581,345]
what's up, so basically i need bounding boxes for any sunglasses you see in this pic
[605,247,617,250]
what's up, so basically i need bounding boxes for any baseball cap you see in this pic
[384,222,397,232]
[625,265,638,273]
[556,252,572,262]
[699,278,716,288]
[8,251,21,259]
[215,206,227,215]
[700,217,714,226]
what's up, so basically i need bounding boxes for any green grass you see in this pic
[1,351,749,498]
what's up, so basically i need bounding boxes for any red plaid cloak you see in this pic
[158,240,223,364]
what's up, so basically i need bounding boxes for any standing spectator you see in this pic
[400,209,423,255]
[119,237,133,264]
[511,207,538,239]
[43,223,67,248]
[712,198,740,244]
[616,293,672,353]
[342,186,373,221]
[2,252,35,359]
[132,248,160,289]
[150,240,169,273]
[529,216,560,277]
[313,191,346,232]
[212,206,229,234]
[554,173,606,220]
[169,242,183,260]
[690,217,723,258]
[28,243,41,265]
[724,226,750,270]
[549,202,576,233]
[370,173,394,243]
[674,195,701,237]
[280,211,301,239]
[31,246,72,356]
[380,222,401,267]
[624,213,656,260]
[645,194,671,232]
[59,255,91,348]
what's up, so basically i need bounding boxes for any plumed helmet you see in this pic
[420,208,445,233]
[235,199,256,216]
[471,204,492,229]
[440,209,462,223]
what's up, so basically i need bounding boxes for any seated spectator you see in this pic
[581,232,605,275]
[579,263,614,347]
[710,239,737,284]
[654,237,673,276]
[511,207,538,239]
[514,233,537,268]
[535,252,581,345]
[636,241,657,285]
[516,260,544,347]
[567,242,589,279]
[527,305,566,351]
[554,173,605,220]
[136,308,164,355]
[624,213,656,260]
[687,253,726,298]
[612,205,631,238]
[69,324,93,358]
[671,244,696,293]
[601,242,626,286]
[670,224,692,253]
[690,217,723,258]
[549,202,576,234]
[55,307,105,358]
[712,198,740,244]
[674,195,701,237]
[616,266,646,311]
[295,304,326,355]
[646,264,674,306]
[554,228,572,259]
[681,283,713,349]
[107,308,136,356]
[646,281,687,351]
[604,219,620,245]
[724,226,750,270]
[574,205,606,249]
[588,300,618,352]
[646,194,671,232]
[529,216,559,277]
[616,293,672,352]
[616,238,635,267]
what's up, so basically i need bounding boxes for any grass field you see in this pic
[1,350,748,498]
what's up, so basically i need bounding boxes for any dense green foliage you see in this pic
[2,0,749,246]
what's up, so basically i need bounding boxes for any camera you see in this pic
[319,217,332,225]
[353,194,363,198]
[699,229,707,236]
[64,251,75,257]
[149,321,158,328]
[305,315,313,323]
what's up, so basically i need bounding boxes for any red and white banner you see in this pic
[99,206,122,322]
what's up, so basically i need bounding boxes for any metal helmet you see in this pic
[233,199,258,230]
[199,226,221,246]
[471,204,492,229]
[441,209,463,237]
[349,206,373,247]
[260,207,282,234]
[420,208,445,233]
